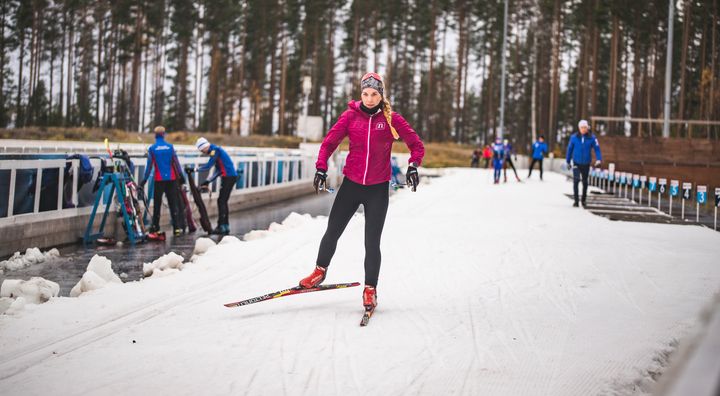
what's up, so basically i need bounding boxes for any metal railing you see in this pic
[0,149,314,226]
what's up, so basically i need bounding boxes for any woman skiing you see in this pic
[298,72,425,313]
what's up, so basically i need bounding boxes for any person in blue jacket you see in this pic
[527,135,548,180]
[566,120,602,207]
[195,137,239,235]
[502,138,521,182]
[140,126,184,236]
[492,137,505,184]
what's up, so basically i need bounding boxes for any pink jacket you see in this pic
[316,101,425,186]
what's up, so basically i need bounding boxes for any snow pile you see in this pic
[192,238,216,255]
[0,277,59,304]
[218,235,242,245]
[142,252,185,277]
[244,212,313,241]
[0,247,60,271]
[69,255,122,297]
[1,297,26,315]
[0,277,59,314]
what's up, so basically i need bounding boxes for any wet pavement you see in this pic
[1,192,335,296]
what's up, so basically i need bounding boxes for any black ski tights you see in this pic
[316,177,389,287]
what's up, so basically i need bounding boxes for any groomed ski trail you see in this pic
[0,169,719,395]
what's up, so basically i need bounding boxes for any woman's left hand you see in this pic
[406,166,419,192]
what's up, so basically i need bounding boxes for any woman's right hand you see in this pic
[313,170,328,194]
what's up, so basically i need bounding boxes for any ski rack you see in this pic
[83,165,145,246]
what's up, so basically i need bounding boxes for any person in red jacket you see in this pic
[298,72,425,311]
[482,144,493,168]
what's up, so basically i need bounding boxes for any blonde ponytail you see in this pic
[382,97,400,140]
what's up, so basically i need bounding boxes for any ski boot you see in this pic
[363,286,377,308]
[148,231,166,241]
[173,228,182,236]
[299,266,327,288]
[211,224,230,235]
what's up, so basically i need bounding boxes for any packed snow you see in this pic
[142,252,185,278]
[69,255,122,297]
[0,277,60,315]
[0,168,719,395]
[0,277,59,305]
[243,212,314,241]
[192,237,216,256]
[0,248,60,272]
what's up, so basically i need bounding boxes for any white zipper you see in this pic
[362,113,374,185]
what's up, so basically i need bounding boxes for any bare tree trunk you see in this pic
[548,0,561,147]
[607,15,619,133]
[16,31,24,126]
[324,5,335,132]
[176,35,190,130]
[424,0,437,140]
[678,0,692,132]
[96,6,104,127]
[268,19,278,135]
[207,32,221,132]
[129,7,143,132]
[59,14,65,120]
[141,44,149,132]
[711,0,717,138]
[590,0,600,119]
[66,19,74,125]
[530,30,537,142]
[454,0,466,143]
[278,33,287,136]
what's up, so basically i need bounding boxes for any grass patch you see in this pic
[1,127,473,167]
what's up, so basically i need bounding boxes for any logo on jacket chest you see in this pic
[376,122,385,130]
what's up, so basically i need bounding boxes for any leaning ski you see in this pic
[360,306,375,326]
[224,282,360,308]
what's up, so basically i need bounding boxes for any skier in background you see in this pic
[471,147,481,168]
[482,144,493,168]
[566,120,602,207]
[492,137,505,184]
[502,138,521,182]
[195,137,239,235]
[140,126,184,237]
[298,72,425,312]
[528,135,548,180]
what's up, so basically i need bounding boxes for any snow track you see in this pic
[1,169,719,395]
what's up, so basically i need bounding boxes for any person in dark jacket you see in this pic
[528,135,548,180]
[140,126,184,236]
[195,137,239,235]
[566,120,602,207]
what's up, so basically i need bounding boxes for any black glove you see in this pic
[566,162,573,170]
[313,170,327,193]
[200,180,210,191]
[406,166,419,192]
[139,179,147,189]
[184,166,195,174]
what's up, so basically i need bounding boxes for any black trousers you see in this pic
[217,176,237,226]
[528,158,544,179]
[573,164,590,203]
[152,180,181,230]
[317,177,389,287]
[503,157,519,180]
